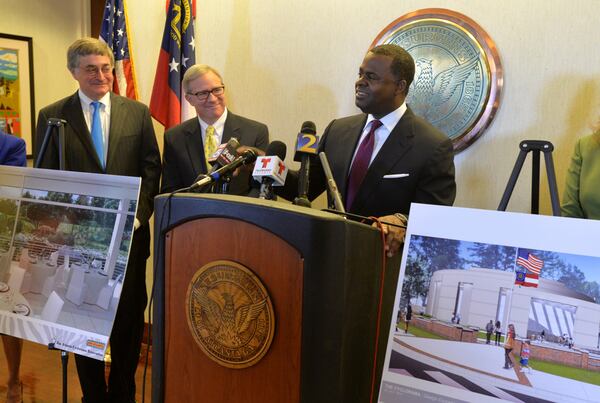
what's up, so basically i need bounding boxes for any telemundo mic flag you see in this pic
[150,0,196,129]
[100,0,138,99]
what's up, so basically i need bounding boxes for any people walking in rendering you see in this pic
[485,320,494,344]
[520,340,532,373]
[494,320,502,346]
[503,324,516,369]
[404,305,412,334]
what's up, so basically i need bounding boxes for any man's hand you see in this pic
[233,145,265,175]
[374,214,407,258]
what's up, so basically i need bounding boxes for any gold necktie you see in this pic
[204,125,218,170]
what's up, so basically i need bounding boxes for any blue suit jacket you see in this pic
[0,131,26,166]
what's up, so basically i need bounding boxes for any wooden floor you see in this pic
[0,340,152,403]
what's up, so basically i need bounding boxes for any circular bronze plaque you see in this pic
[186,260,275,369]
[372,8,503,152]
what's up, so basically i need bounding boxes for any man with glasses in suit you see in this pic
[35,37,161,403]
[160,64,269,194]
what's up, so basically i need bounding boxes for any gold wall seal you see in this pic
[186,260,275,369]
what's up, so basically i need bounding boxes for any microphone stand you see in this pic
[294,156,312,207]
[36,118,69,403]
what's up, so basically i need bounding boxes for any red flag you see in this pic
[150,0,196,129]
[100,0,138,100]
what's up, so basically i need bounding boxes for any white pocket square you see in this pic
[383,173,409,179]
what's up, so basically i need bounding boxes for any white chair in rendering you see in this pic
[48,251,59,266]
[42,254,71,297]
[65,268,87,306]
[0,246,14,282]
[40,291,65,322]
[8,266,26,293]
[18,247,31,269]
[96,274,123,310]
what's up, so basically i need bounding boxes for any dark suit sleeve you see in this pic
[136,106,162,225]
[255,123,269,151]
[160,129,182,194]
[414,137,456,206]
[4,137,26,166]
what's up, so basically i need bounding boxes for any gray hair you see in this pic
[67,38,114,72]
[182,64,223,93]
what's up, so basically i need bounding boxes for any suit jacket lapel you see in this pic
[350,108,415,212]
[64,92,103,170]
[222,112,241,144]
[106,93,125,171]
[333,115,367,199]
[183,118,206,176]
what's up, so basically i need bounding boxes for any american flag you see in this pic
[100,0,138,99]
[149,0,196,129]
[514,248,543,288]
[516,249,544,275]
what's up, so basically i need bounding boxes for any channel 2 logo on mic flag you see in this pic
[252,156,288,185]
[295,132,319,155]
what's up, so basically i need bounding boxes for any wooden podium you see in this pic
[152,194,400,403]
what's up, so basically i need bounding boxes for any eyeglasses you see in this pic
[80,65,113,77]
[188,86,225,101]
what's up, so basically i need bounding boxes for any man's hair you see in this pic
[182,64,223,93]
[67,38,114,72]
[369,44,415,94]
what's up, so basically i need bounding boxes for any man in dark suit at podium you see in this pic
[35,37,161,403]
[160,64,269,194]
[283,44,456,257]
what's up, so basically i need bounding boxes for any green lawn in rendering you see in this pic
[520,356,600,386]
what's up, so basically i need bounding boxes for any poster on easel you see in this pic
[0,165,139,360]
[379,204,600,403]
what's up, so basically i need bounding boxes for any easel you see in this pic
[35,117,69,403]
[497,140,561,216]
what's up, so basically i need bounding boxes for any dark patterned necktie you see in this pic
[345,119,382,210]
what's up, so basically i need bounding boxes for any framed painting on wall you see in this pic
[0,33,35,157]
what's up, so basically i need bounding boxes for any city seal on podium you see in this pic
[371,8,503,152]
[186,260,275,369]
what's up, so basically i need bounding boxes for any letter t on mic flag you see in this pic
[100,0,138,100]
[150,0,196,129]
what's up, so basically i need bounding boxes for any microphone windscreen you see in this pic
[265,140,287,161]
[301,121,316,134]
[241,149,258,164]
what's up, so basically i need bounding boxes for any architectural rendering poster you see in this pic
[0,166,139,360]
[379,204,600,403]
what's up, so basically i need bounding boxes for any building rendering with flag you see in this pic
[150,0,196,129]
[100,0,138,99]
[425,268,600,348]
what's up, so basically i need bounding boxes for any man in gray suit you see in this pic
[160,64,269,194]
[283,44,455,257]
[35,38,161,403]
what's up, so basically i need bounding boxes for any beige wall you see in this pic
[8,0,600,212]
[5,1,600,315]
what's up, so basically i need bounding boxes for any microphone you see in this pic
[208,137,240,173]
[318,151,345,213]
[293,121,319,207]
[191,138,241,187]
[191,149,258,190]
[252,141,288,199]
